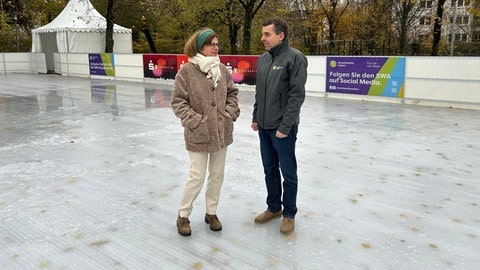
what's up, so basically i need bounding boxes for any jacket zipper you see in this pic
[262,53,274,126]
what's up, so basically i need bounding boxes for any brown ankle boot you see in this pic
[280,217,295,234]
[177,216,191,236]
[204,214,222,231]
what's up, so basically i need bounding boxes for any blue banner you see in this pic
[89,53,115,76]
[326,56,405,97]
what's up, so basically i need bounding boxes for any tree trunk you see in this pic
[142,28,157,53]
[238,0,265,55]
[225,0,241,55]
[242,12,253,55]
[398,2,409,55]
[328,27,335,55]
[431,0,446,56]
[229,23,239,55]
[105,0,115,53]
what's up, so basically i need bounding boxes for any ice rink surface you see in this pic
[1,74,479,269]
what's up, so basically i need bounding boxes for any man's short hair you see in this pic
[262,18,288,38]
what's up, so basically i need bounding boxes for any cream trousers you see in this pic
[178,147,227,218]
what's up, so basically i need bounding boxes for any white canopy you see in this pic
[32,0,132,71]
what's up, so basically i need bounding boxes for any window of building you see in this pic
[451,0,466,7]
[420,17,431,25]
[450,16,470,25]
[460,16,469,25]
[420,0,433,8]
[472,32,480,42]
[417,34,428,41]
[457,33,467,41]
[473,17,480,28]
[448,33,468,42]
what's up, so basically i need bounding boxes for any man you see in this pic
[251,18,307,234]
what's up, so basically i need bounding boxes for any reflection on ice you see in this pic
[145,88,171,108]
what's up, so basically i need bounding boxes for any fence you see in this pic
[1,52,480,109]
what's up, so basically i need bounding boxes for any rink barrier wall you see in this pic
[1,52,47,74]
[1,52,479,109]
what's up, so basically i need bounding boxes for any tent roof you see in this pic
[32,0,131,34]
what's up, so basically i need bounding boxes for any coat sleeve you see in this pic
[278,52,307,135]
[171,69,203,129]
[224,68,240,121]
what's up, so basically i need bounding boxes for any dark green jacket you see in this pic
[253,39,307,135]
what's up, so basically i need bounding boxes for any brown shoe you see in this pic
[204,214,222,231]
[254,210,282,224]
[177,216,191,236]
[280,217,295,234]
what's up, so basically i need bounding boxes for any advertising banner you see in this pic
[326,56,405,97]
[219,55,258,85]
[89,53,115,76]
[143,54,178,80]
[176,55,189,71]
[142,54,259,85]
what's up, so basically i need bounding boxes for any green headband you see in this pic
[196,29,215,52]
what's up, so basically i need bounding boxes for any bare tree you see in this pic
[318,0,350,55]
[289,0,320,54]
[237,0,265,55]
[392,0,427,55]
[212,0,243,54]
[225,0,243,54]
[346,0,395,55]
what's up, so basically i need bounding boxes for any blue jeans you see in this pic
[258,125,298,218]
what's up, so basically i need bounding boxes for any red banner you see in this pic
[143,54,258,85]
[143,54,178,80]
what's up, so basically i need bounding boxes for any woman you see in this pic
[171,28,240,236]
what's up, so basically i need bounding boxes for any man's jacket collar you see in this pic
[269,38,289,56]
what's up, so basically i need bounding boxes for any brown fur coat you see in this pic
[171,62,240,153]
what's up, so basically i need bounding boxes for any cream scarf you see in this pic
[189,53,221,87]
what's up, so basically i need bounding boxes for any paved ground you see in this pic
[1,74,479,269]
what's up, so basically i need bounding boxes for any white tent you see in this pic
[31,0,132,72]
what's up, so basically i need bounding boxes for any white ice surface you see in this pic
[0,74,479,269]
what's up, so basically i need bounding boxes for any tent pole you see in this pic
[2,53,7,75]
[66,31,70,76]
